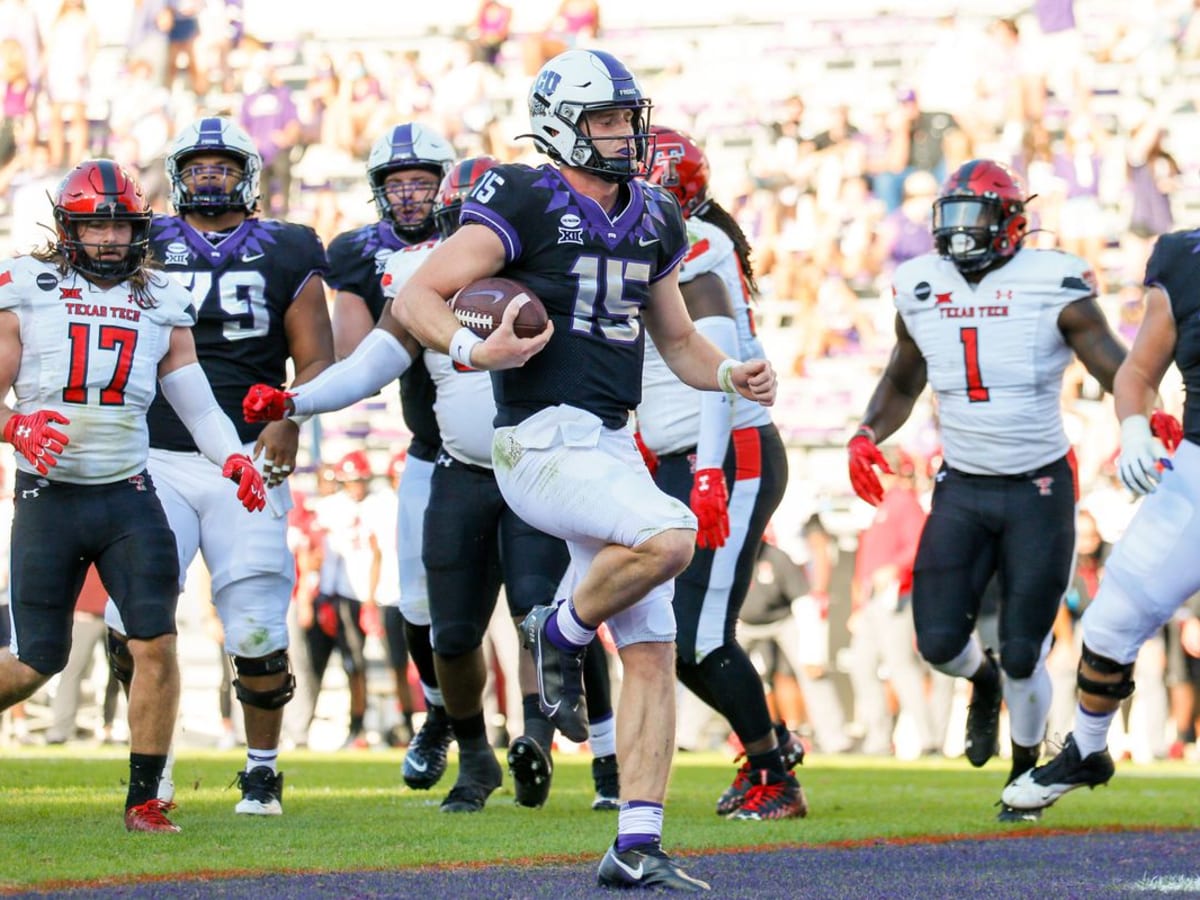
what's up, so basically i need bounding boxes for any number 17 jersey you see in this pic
[892,248,1096,475]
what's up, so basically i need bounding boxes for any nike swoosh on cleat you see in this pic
[406,757,428,773]
[611,856,644,880]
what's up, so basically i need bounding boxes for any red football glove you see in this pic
[847,429,892,506]
[1150,409,1183,454]
[243,384,295,423]
[4,410,70,475]
[633,431,659,476]
[223,453,266,512]
[690,467,730,549]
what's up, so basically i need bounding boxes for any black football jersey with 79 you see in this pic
[461,163,688,429]
[146,215,329,451]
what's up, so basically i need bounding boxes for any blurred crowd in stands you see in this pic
[5,0,1200,766]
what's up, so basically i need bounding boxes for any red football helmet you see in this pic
[646,125,711,218]
[932,159,1027,273]
[433,156,500,238]
[334,449,372,482]
[53,158,152,280]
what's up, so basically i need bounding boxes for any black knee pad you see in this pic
[432,622,483,660]
[106,628,134,686]
[998,639,1041,680]
[232,650,296,710]
[1078,643,1135,700]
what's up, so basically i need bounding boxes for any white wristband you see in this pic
[716,358,737,394]
[450,326,483,368]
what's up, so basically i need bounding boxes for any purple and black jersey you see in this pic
[146,215,329,452]
[327,221,441,461]
[461,163,688,429]
[1145,230,1200,445]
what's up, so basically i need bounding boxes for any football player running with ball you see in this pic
[0,159,266,833]
[104,117,334,818]
[393,49,775,892]
[245,157,624,815]
[847,159,1129,820]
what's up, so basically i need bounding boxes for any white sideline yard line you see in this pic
[1128,876,1200,893]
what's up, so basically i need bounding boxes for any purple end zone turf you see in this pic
[16,829,1200,899]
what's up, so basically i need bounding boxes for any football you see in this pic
[450,277,549,339]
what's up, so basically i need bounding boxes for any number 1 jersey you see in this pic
[892,248,1096,475]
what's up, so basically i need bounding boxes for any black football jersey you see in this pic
[146,215,329,451]
[461,163,688,429]
[1145,230,1200,445]
[327,221,441,461]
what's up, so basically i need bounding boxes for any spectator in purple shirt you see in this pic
[239,57,301,216]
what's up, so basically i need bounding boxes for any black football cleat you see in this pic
[597,840,710,892]
[591,753,619,811]
[964,649,1002,767]
[508,735,553,808]
[439,752,503,814]
[403,705,454,790]
[234,766,284,816]
[520,605,588,743]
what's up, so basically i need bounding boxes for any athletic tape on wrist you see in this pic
[717,358,737,394]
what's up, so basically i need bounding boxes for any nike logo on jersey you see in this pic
[611,855,644,880]
[637,236,659,247]
[241,252,265,263]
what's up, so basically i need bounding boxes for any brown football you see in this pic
[450,277,549,339]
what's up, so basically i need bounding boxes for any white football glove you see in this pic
[1117,414,1171,495]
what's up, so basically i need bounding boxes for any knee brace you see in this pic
[1078,643,1135,701]
[106,628,134,686]
[232,649,296,710]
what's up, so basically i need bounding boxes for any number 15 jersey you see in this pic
[460,163,687,430]
[892,248,1097,475]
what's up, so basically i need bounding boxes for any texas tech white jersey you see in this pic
[0,256,195,483]
[640,218,770,455]
[382,240,496,468]
[893,249,1096,475]
[380,237,436,306]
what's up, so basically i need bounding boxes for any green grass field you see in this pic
[1,746,1198,891]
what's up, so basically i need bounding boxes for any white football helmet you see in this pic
[526,49,653,182]
[166,116,262,215]
[366,123,455,237]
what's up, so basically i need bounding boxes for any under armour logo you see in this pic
[15,425,31,439]
[128,474,147,492]
[436,452,453,468]
[21,488,38,499]
[1033,476,1054,496]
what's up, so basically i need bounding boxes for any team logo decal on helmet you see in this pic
[366,123,455,239]
[647,126,711,218]
[166,116,262,215]
[53,158,153,281]
[524,49,654,183]
[932,159,1028,273]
